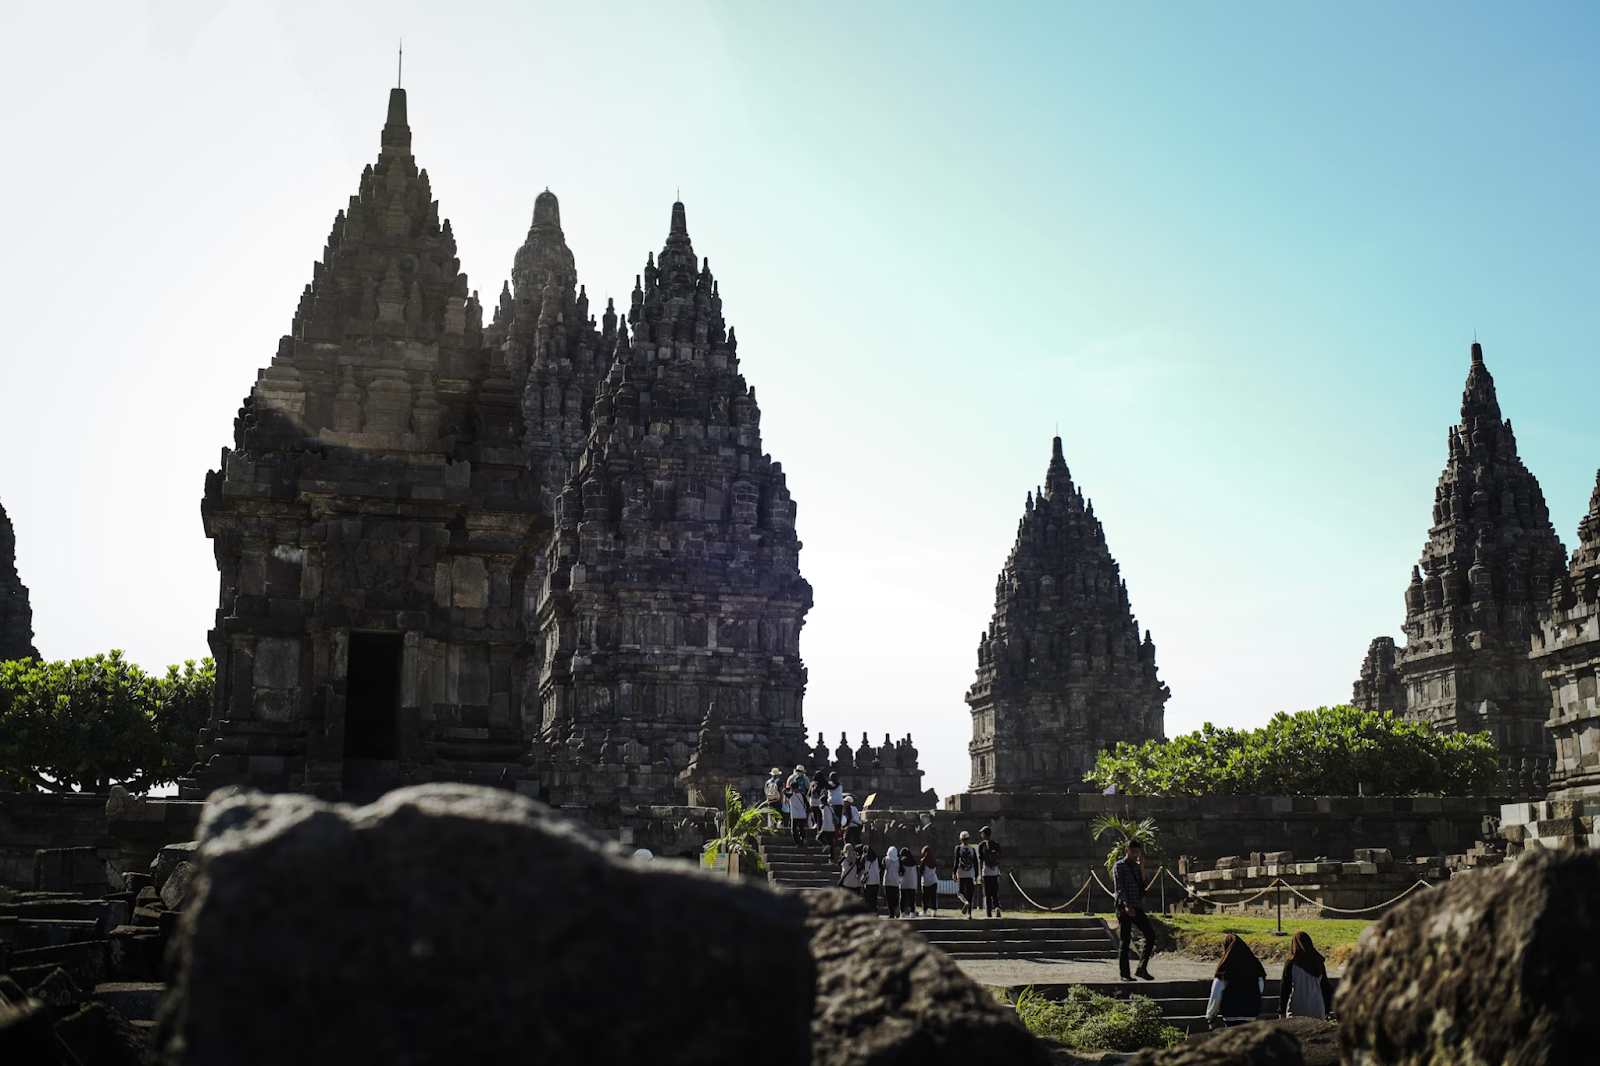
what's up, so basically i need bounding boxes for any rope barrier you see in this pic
[1164,867,1438,915]
[1006,872,1094,913]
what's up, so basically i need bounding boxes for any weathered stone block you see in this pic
[1339,849,1600,1064]
[158,784,812,1066]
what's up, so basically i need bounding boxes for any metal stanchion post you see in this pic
[1276,882,1284,936]
[1084,875,1092,916]
[1161,875,1166,915]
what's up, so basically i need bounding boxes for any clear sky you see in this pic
[1,2,1595,801]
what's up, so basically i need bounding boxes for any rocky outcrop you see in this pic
[804,890,1046,1066]
[1338,848,1600,1065]
[1125,1021,1310,1065]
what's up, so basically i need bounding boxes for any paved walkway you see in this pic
[956,951,1345,989]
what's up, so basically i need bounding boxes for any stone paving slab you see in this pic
[956,952,1345,989]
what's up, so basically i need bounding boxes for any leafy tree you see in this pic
[1084,705,1500,797]
[702,785,776,873]
[1092,813,1165,874]
[0,652,214,793]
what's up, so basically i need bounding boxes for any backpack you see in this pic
[955,844,976,873]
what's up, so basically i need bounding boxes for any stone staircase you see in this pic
[1011,977,1341,1035]
[759,836,838,890]
[902,916,1118,961]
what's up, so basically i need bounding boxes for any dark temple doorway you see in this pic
[343,633,402,760]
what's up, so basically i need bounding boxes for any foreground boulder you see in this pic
[157,785,813,1066]
[1124,1020,1309,1066]
[1338,848,1600,1065]
[805,891,1047,1066]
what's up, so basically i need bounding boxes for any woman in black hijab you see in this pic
[1204,933,1267,1029]
[1278,931,1336,1019]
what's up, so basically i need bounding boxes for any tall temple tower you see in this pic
[1382,342,1567,780]
[966,437,1168,792]
[530,203,813,806]
[192,89,540,800]
[1534,470,1600,799]
[0,499,38,662]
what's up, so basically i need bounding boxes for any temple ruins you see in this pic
[965,437,1168,791]
[0,499,37,662]
[183,87,927,806]
[1354,342,1568,788]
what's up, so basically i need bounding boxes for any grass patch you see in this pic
[1011,986,1185,1053]
[1150,913,1371,969]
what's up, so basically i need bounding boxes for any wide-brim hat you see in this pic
[843,795,854,804]
[959,831,970,839]
[794,765,806,772]
[770,767,783,775]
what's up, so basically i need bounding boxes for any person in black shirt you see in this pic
[978,825,1004,918]
[1112,840,1156,981]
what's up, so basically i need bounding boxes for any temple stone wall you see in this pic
[0,791,202,890]
[865,791,1502,903]
[966,437,1167,792]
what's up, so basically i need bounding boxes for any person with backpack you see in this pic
[763,767,784,830]
[839,842,862,895]
[1205,933,1266,1029]
[898,843,920,916]
[953,831,980,918]
[883,846,903,918]
[918,845,940,915]
[978,825,1004,918]
[842,795,862,847]
[808,776,826,834]
[860,844,883,914]
[1278,931,1335,1020]
[1113,839,1155,981]
[815,798,839,863]
[827,771,845,830]
[784,765,810,846]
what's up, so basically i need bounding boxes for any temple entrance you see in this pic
[343,633,402,759]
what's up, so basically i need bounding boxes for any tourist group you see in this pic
[764,766,1006,919]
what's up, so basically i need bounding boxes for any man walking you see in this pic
[953,831,979,918]
[978,825,1004,918]
[785,765,810,846]
[1113,840,1156,982]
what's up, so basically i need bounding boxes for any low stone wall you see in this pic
[863,791,1504,908]
[0,790,203,889]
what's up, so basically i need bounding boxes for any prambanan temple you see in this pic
[1352,343,1584,792]
[965,438,1168,791]
[184,88,930,807]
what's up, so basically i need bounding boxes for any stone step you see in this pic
[93,982,165,1023]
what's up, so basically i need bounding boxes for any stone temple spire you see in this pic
[0,499,38,662]
[532,200,810,803]
[966,437,1167,792]
[194,87,536,801]
[1368,341,1567,783]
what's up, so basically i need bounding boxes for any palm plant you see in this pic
[702,785,775,874]
[1091,813,1165,874]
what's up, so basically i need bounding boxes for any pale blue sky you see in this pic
[0,2,1595,800]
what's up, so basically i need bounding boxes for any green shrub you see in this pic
[1013,985,1185,1052]
[1085,705,1500,797]
[0,652,214,792]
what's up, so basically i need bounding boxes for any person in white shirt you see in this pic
[827,771,845,829]
[839,843,862,893]
[860,845,883,913]
[815,801,839,862]
[842,795,863,847]
[784,766,810,846]
[883,846,903,918]
[917,845,940,915]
